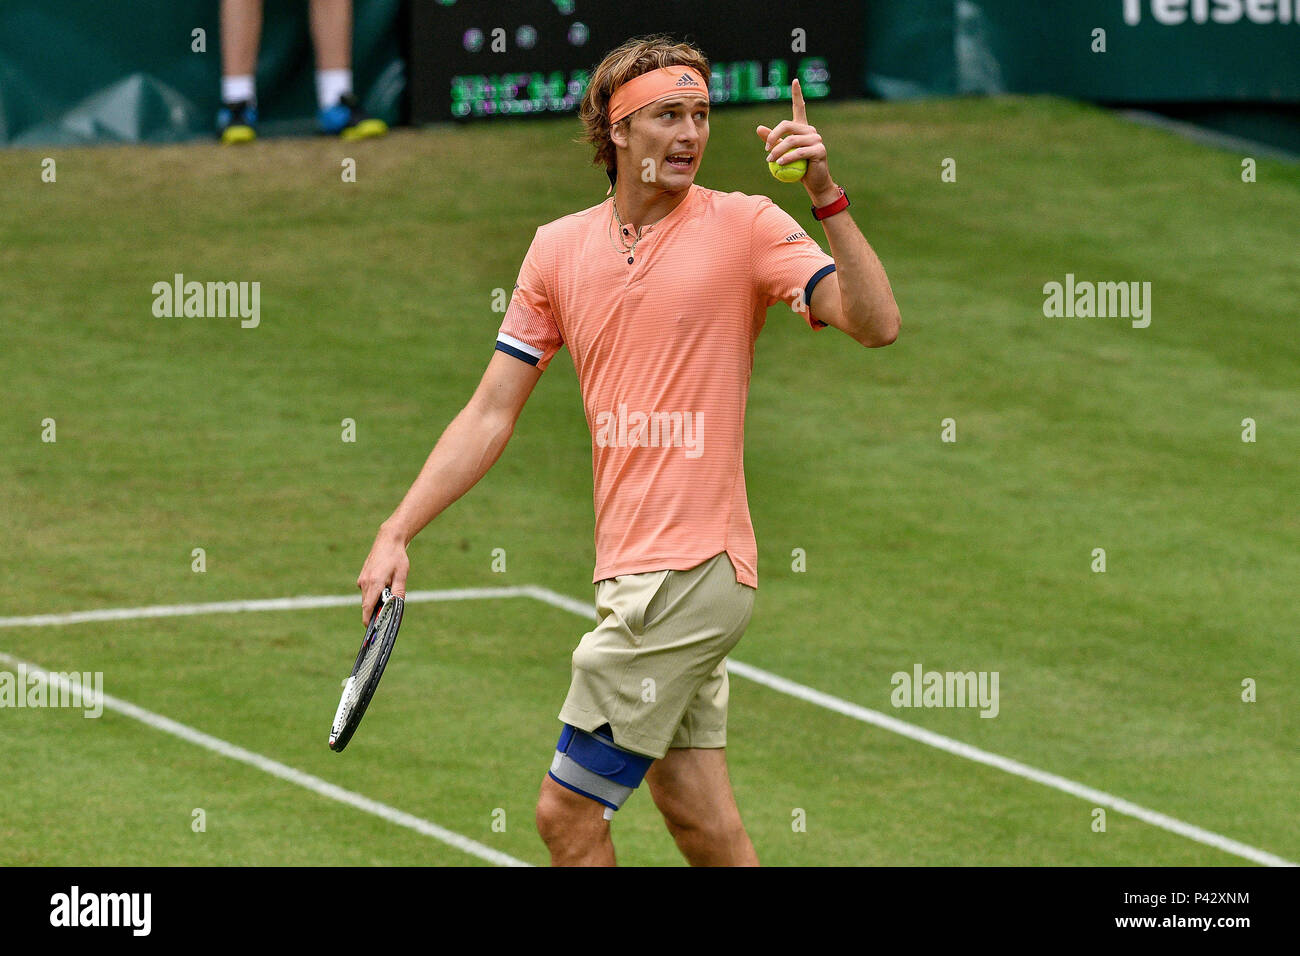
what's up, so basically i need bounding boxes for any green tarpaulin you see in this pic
[0,0,403,146]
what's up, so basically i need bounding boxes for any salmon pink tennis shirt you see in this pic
[494,183,837,588]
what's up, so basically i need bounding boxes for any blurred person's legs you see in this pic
[217,0,262,143]
[310,0,387,139]
[217,0,387,143]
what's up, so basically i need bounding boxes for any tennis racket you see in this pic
[329,587,404,752]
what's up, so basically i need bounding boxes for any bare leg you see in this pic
[309,0,352,71]
[535,774,616,867]
[220,0,263,78]
[645,748,758,866]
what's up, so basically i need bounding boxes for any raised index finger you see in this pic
[791,78,807,125]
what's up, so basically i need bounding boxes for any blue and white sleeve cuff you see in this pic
[495,332,544,367]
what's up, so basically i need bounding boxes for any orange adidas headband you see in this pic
[608,67,709,126]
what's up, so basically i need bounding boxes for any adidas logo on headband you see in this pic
[676,73,699,86]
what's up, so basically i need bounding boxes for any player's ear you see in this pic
[609,117,629,149]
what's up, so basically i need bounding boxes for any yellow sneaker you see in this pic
[321,94,388,140]
[217,101,258,145]
[341,117,389,141]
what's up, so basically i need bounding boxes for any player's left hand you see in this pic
[756,78,837,204]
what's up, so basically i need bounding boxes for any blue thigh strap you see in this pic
[548,724,653,811]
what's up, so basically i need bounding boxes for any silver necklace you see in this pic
[609,200,641,264]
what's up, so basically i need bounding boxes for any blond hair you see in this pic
[578,34,711,187]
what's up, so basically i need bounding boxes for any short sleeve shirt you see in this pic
[495,184,836,587]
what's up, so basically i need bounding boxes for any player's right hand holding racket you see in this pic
[329,586,404,752]
[356,524,409,627]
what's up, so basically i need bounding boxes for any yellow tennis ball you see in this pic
[768,157,807,183]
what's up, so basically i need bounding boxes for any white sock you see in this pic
[316,69,353,109]
[222,74,256,107]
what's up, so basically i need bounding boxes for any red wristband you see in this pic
[812,186,849,221]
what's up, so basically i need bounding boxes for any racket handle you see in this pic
[368,587,393,628]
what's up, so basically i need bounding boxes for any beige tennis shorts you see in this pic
[557,551,756,759]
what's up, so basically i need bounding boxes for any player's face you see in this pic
[629,96,709,188]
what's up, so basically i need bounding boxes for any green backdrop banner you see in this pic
[0,0,404,146]
[4,1,1296,147]
[864,0,1300,102]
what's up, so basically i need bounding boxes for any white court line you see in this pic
[0,587,537,629]
[721,660,1296,868]
[0,650,530,869]
[519,587,1294,868]
[4,588,1294,867]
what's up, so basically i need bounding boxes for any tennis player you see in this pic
[356,34,899,866]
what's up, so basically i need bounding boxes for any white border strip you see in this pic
[0,650,530,868]
[1117,108,1299,164]
[4,588,1293,867]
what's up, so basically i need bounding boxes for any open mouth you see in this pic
[665,153,695,170]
